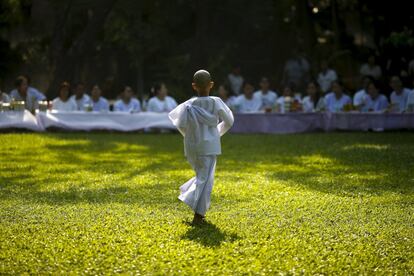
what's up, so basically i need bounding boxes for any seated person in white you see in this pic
[359,55,382,80]
[69,82,91,111]
[253,77,278,111]
[114,86,141,113]
[389,76,411,112]
[302,81,324,112]
[353,76,373,111]
[324,80,352,112]
[234,82,262,113]
[217,84,236,110]
[1,90,10,103]
[147,83,177,112]
[364,81,389,112]
[317,60,338,93]
[275,85,300,113]
[52,81,77,111]
[406,89,414,112]
[9,75,46,110]
[90,85,109,112]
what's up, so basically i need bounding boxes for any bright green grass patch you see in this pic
[0,132,413,274]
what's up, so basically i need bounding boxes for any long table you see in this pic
[36,111,174,132]
[1,111,414,133]
[0,110,43,132]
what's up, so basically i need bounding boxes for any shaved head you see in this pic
[193,70,211,88]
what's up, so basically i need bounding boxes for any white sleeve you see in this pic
[168,99,193,136]
[216,98,234,136]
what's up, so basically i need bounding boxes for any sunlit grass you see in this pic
[0,132,413,274]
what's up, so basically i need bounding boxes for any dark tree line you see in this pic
[0,0,413,100]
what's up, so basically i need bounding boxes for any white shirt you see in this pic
[147,96,177,113]
[324,92,351,112]
[52,97,77,111]
[234,95,262,113]
[169,96,234,157]
[317,69,338,92]
[1,92,10,103]
[91,97,109,112]
[114,98,141,113]
[390,88,411,112]
[406,90,414,111]
[365,95,389,112]
[253,90,278,109]
[227,73,244,95]
[9,86,46,110]
[360,64,382,79]
[69,94,91,111]
[353,89,368,107]
[302,96,325,112]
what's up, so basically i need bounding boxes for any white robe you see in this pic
[169,96,234,216]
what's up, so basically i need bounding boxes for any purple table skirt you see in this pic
[231,112,414,134]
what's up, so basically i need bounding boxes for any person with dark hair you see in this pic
[302,81,323,112]
[253,77,278,111]
[364,81,389,112]
[90,85,109,112]
[114,86,141,113]
[9,75,46,110]
[51,81,77,111]
[360,55,382,80]
[147,83,177,112]
[216,84,236,109]
[275,85,296,113]
[69,82,91,111]
[324,80,351,112]
[233,81,262,113]
[389,76,411,112]
[317,60,338,93]
[353,75,374,111]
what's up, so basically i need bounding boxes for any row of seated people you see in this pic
[2,75,414,114]
[221,76,414,113]
[1,76,178,113]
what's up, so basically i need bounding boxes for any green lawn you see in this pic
[0,132,413,274]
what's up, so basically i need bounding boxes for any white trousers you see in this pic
[178,155,217,216]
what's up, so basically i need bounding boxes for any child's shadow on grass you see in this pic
[181,220,239,247]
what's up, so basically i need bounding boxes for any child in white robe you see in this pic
[169,70,234,224]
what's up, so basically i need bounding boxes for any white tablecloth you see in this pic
[1,111,414,133]
[36,111,175,131]
[0,110,43,131]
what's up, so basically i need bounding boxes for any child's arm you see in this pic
[216,99,234,136]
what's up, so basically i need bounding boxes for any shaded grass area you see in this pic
[0,132,413,274]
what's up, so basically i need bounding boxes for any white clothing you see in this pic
[234,95,262,113]
[178,155,216,216]
[253,90,278,109]
[353,89,369,108]
[324,92,352,112]
[360,64,382,79]
[69,94,91,111]
[227,73,244,95]
[405,90,414,112]
[302,96,324,112]
[317,69,338,92]
[147,96,177,113]
[51,97,77,111]
[114,98,141,113]
[390,88,411,112]
[169,96,234,216]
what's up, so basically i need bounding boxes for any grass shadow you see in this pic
[181,220,239,247]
